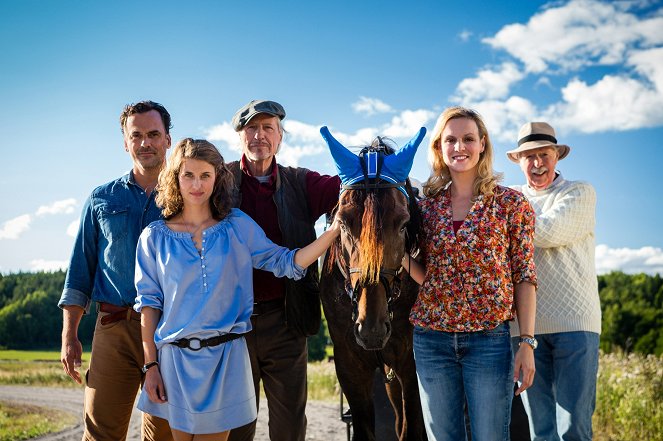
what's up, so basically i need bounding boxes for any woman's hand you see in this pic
[513,344,535,396]
[144,367,167,403]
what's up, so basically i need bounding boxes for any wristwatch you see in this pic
[519,335,538,350]
[142,361,159,373]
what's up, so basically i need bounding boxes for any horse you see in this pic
[319,126,428,441]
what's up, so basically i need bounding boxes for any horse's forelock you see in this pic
[358,192,383,284]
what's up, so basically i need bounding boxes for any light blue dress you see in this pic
[134,208,306,434]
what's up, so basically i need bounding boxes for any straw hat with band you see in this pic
[506,122,570,163]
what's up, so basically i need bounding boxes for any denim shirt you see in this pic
[58,171,162,312]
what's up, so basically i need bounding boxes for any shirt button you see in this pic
[203,282,207,287]
[202,265,206,268]
[203,274,207,278]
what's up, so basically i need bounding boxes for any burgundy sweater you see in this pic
[238,156,340,303]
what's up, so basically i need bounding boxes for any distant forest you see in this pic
[0,270,661,355]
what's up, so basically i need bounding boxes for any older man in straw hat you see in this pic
[507,122,601,441]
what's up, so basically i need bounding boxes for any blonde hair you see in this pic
[156,138,235,220]
[422,106,501,198]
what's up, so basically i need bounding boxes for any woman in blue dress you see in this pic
[133,138,339,441]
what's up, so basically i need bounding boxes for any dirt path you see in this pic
[0,385,349,441]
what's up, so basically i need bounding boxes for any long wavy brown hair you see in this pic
[156,138,235,220]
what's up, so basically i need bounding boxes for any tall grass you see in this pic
[593,351,663,441]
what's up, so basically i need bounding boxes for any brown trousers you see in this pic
[228,306,308,441]
[82,311,172,441]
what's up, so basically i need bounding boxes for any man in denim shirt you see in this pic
[59,101,174,441]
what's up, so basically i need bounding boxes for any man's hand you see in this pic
[61,336,83,384]
[61,305,84,384]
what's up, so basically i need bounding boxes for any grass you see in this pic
[1,350,661,441]
[0,349,90,387]
[0,401,76,441]
[593,351,663,441]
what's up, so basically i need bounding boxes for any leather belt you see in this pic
[99,302,140,325]
[251,298,284,316]
[171,333,244,351]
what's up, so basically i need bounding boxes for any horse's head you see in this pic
[321,126,425,350]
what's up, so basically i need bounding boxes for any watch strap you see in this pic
[142,361,159,373]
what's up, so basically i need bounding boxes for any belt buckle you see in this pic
[187,338,203,351]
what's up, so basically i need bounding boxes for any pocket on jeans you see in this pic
[482,322,509,338]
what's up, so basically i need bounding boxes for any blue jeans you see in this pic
[413,323,514,441]
[511,332,599,441]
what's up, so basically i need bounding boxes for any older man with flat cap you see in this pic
[508,122,601,441]
[227,100,340,441]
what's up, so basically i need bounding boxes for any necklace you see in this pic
[181,215,212,251]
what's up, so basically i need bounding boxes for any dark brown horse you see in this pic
[319,128,428,441]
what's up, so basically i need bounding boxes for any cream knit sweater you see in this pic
[511,173,602,336]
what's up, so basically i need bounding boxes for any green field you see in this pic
[0,350,661,441]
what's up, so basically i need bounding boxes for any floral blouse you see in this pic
[409,184,537,332]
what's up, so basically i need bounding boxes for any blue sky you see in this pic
[1,0,662,275]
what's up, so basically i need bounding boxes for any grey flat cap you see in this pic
[232,100,286,131]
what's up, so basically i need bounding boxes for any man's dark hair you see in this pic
[120,100,172,134]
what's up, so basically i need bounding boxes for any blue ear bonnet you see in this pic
[320,126,426,200]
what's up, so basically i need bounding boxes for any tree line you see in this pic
[0,270,661,356]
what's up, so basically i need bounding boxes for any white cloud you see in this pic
[458,30,473,42]
[472,97,538,143]
[0,214,32,240]
[544,74,663,133]
[352,96,394,116]
[283,120,322,142]
[453,62,525,102]
[66,220,79,237]
[205,121,239,152]
[36,198,77,216]
[30,259,68,272]
[595,244,663,275]
[382,109,437,139]
[483,0,663,74]
[451,0,663,139]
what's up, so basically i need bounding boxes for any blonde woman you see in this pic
[403,107,537,441]
[133,138,339,441]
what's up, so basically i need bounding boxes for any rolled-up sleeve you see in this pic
[59,195,98,312]
[509,196,537,287]
[134,228,164,312]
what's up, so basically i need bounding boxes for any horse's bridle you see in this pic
[334,139,411,384]
[337,262,403,323]
[339,140,407,322]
